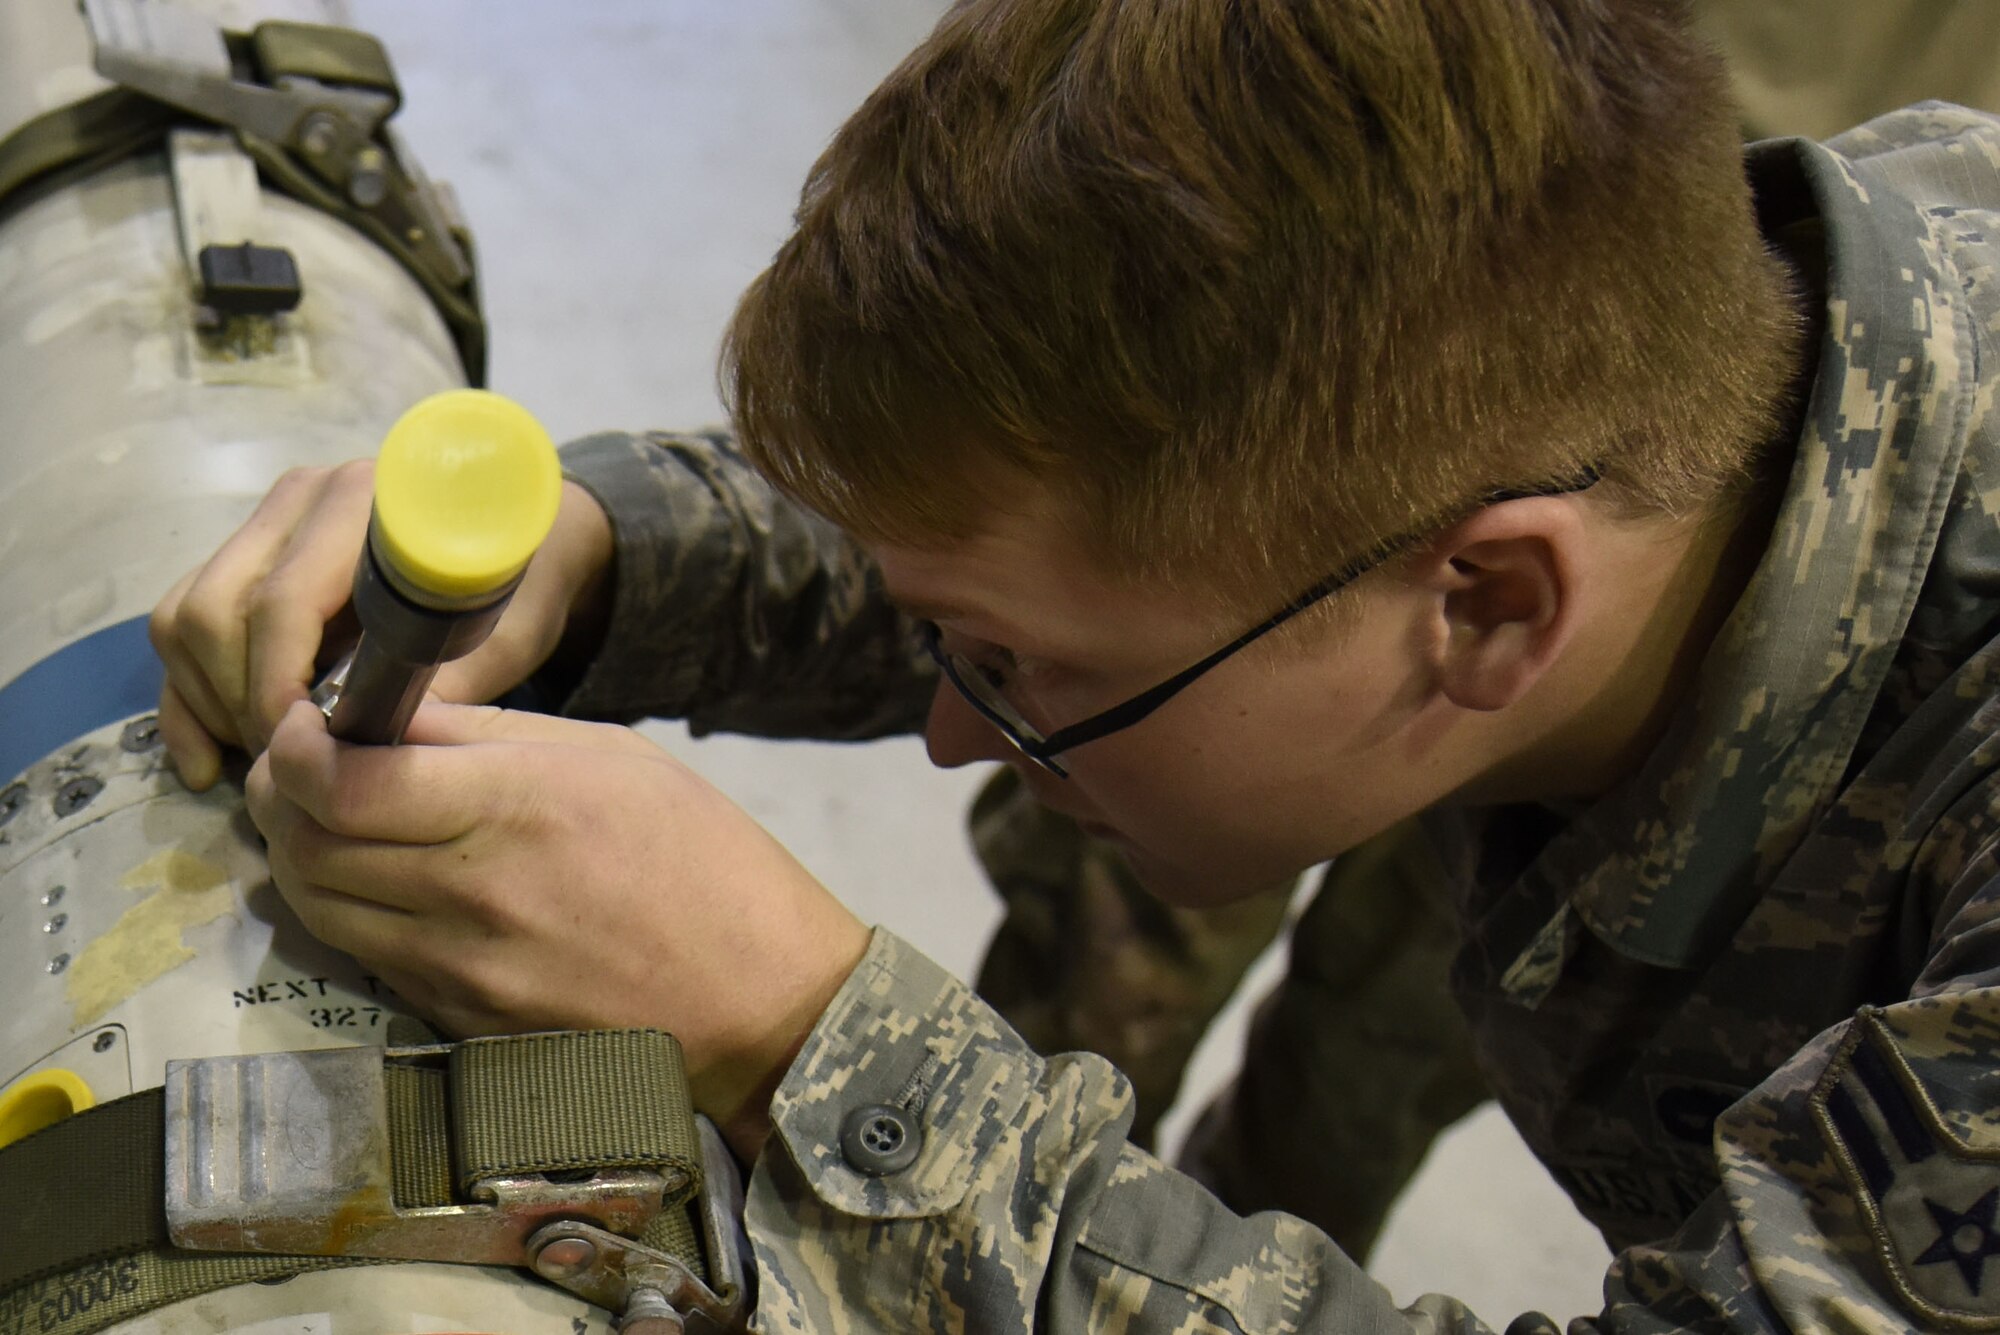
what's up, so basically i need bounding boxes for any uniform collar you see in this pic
[1493,128,1981,1003]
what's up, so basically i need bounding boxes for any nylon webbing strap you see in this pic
[0,1032,710,1335]
[250,22,400,108]
[0,1089,169,1292]
[451,1029,700,1188]
[0,89,177,214]
[0,1088,379,1335]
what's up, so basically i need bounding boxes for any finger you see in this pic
[150,571,242,751]
[243,463,375,746]
[151,632,241,753]
[248,767,432,915]
[263,700,511,843]
[400,697,657,754]
[429,481,613,706]
[428,580,567,705]
[170,469,344,743]
[157,682,223,791]
[277,872,424,966]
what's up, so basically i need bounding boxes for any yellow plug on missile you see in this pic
[316,390,561,745]
[0,1068,94,1151]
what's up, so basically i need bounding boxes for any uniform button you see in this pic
[840,1103,922,1176]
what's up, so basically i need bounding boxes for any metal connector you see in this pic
[163,1047,671,1263]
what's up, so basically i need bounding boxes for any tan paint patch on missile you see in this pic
[66,850,237,1026]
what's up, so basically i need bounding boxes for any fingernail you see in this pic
[173,750,217,792]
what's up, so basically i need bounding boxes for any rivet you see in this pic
[300,112,340,157]
[532,1235,596,1281]
[48,953,70,975]
[44,913,66,933]
[42,885,65,907]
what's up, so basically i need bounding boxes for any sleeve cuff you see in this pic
[765,928,1040,1219]
[549,432,719,719]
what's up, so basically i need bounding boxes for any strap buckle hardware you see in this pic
[81,0,472,291]
[163,1046,671,1264]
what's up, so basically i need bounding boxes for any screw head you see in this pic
[120,716,162,752]
[54,776,103,818]
[349,147,389,208]
[94,1030,117,1052]
[532,1235,596,1281]
[300,111,340,157]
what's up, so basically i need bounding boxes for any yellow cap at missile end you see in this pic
[0,1068,95,1150]
[372,389,563,602]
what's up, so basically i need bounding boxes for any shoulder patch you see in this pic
[1813,1008,2000,1329]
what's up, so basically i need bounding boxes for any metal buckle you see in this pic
[81,0,470,289]
[83,0,395,154]
[526,1117,749,1333]
[163,1047,673,1264]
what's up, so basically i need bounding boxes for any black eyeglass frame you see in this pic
[922,467,1602,778]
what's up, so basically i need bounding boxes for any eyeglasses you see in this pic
[922,467,1600,777]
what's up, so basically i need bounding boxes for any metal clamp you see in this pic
[82,0,471,291]
[527,1116,748,1332]
[529,1218,741,1334]
[163,1047,675,1263]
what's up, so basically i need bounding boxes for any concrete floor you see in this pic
[344,0,1612,1321]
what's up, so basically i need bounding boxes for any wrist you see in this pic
[703,918,872,1163]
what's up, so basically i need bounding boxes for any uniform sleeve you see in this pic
[545,430,936,740]
[740,818,2000,1335]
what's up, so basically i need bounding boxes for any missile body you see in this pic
[0,5,663,1332]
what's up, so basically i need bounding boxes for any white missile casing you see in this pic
[0,2,626,1331]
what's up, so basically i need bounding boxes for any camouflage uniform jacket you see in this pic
[557,105,2000,1332]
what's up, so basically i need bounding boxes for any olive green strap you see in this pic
[0,89,176,216]
[0,1031,711,1335]
[0,25,487,383]
[451,1030,700,1186]
[0,1086,378,1335]
[249,22,400,109]
[1,1088,173,1293]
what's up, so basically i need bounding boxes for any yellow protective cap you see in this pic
[372,389,563,601]
[0,1068,95,1150]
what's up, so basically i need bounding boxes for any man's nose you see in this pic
[923,681,1019,770]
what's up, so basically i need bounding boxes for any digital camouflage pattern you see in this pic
[970,771,1487,1264]
[554,425,935,742]
[559,105,2000,1330]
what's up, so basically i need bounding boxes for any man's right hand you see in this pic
[148,459,615,790]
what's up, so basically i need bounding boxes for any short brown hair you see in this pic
[724,0,1801,608]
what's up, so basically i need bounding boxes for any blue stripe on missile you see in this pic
[0,616,163,784]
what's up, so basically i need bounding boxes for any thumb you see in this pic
[426,548,589,705]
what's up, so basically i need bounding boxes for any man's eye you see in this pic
[970,649,1018,692]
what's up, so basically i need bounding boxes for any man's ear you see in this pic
[1407,497,1585,713]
